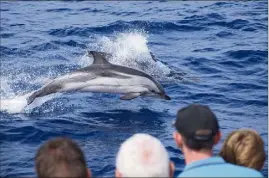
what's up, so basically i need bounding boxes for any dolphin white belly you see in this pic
[79,85,148,94]
[61,74,151,94]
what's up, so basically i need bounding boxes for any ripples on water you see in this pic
[0,1,268,177]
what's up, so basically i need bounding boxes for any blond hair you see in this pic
[220,129,266,170]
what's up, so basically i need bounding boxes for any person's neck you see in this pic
[183,147,213,165]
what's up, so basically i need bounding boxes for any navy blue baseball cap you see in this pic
[174,104,219,141]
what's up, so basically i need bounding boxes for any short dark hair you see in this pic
[35,137,88,178]
[182,134,215,151]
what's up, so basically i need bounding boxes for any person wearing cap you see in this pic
[173,104,264,177]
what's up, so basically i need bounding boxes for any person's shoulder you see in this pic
[177,171,197,178]
[228,163,264,177]
[177,162,264,177]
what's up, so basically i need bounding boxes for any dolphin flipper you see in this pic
[120,93,142,100]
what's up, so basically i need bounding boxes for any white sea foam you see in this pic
[0,72,59,114]
[79,31,172,78]
[0,91,61,114]
[1,94,29,114]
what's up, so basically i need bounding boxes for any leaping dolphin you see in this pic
[26,51,171,105]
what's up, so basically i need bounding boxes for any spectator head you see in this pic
[220,129,266,170]
[116,133,174,177]
[173,104,221,152]
[35,137,91,178]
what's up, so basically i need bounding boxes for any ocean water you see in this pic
[0,1,267,177]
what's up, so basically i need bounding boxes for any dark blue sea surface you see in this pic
[0,1,268,177]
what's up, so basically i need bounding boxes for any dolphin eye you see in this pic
[150,89,156,93]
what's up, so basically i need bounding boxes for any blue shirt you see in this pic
[178,156,264,177]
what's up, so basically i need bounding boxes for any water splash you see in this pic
[0,72,58,114]
[79,31,173,79]
[1,93,30,114]
[0,91,61,114]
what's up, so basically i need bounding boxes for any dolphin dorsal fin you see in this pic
[87,51,111,65]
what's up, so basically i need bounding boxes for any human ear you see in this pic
[169,161,175,178]
[173,132,183,149]
[115,169,122,178]
[214,131,221,145]
[87,168,92,178]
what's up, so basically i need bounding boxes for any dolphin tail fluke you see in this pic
[26,83,62,105]
[27,90,41,105]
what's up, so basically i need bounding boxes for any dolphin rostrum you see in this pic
[26,51,171,105]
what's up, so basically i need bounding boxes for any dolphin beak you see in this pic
[163,94,171,100]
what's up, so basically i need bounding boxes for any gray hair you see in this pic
[116,133,170,177]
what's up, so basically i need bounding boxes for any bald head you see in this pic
[116,133,173,177]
